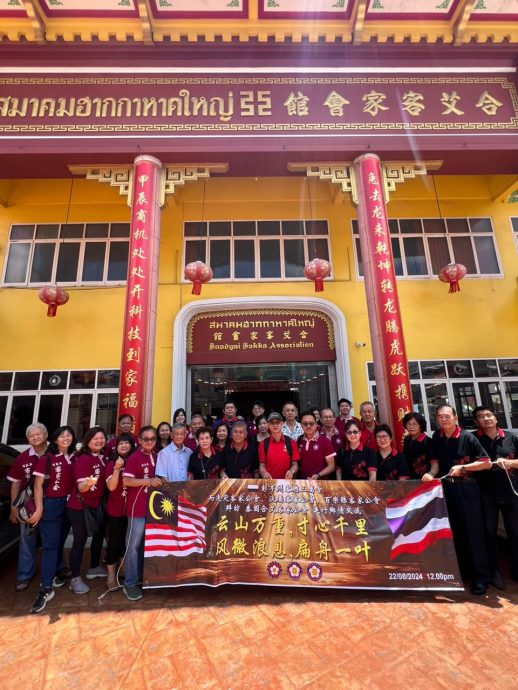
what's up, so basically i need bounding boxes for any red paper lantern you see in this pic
[38,285,69,317]
[438,263,467,293]
[184,261,213,295]
[304,258,331,292]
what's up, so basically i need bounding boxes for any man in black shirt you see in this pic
[473,406,518,586]
[424,404,491,594]
[220,421,258,479]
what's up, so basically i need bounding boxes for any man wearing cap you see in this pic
[258,413,300,480]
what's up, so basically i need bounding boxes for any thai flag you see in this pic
[385,480,452,559]
[145,496,207,558]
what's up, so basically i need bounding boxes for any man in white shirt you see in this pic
[156,423,192,481]
[281,401,303,441]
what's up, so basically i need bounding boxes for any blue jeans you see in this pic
[125,517,145,588]
[17,522,37,582]
[39,496,67,590]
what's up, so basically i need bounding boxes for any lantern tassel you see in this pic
[449,281,460,294]
[192,280,202,295]
[47,304,57,317]
[314,278,324,292]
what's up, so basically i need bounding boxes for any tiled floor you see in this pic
[1,551,516,690]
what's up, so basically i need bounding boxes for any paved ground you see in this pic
[1,549,517,690]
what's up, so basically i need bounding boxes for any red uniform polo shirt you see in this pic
[297,432,336,479]
[258,435,300,479]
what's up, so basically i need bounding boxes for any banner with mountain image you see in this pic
[143,479,463,591]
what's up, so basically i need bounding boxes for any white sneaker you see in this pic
[86,565,108,580]
[69,576,90,594]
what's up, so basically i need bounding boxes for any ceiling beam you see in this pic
[21,0,46,44]
[351,0,368,46]
[452,0,476,47]
[137,0,154,45]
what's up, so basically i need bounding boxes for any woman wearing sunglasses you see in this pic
[336,420,377,481]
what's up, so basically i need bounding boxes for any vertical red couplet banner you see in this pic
[353,154,413,448]
[118,155,162,431]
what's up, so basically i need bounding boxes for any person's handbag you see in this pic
[13,482,36,523]
[78,492,105,537]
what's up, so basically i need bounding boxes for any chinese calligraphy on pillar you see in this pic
[353,154,413,448]
[118,155,162,429]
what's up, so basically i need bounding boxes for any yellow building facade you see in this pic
[1,171,517,446]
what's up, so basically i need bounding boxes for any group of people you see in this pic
[7,396,517,614]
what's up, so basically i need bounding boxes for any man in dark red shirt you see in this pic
[105,414,138,459]
[335,398,360,434]
[473,405,518,586]
[358,401,378,451]
[424,404,491,595]
[297,411,336,480]
[258,412,299,480]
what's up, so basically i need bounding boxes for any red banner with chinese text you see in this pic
[354,154,413,446]
[118,156,161,429]
[143,479,462,591]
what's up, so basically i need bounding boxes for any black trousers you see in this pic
[443,478,491,583]
[67,507,105,577]
[481,487,518,579]
[105,515,127,566]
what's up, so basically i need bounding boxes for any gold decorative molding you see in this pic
[70,163,229,207]
[288,163,358,205]
[161,165,228,206]
[289,160,443,204]
[83,167,133,202]
[381,162,429,202]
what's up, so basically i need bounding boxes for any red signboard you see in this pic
[186,309,336,364]
[0,74,516,137]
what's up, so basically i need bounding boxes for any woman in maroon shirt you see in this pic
[29,425,76,613]
[66,426,108,594]
[105,433,136,590]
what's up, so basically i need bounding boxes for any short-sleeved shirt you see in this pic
[156,443,192,482]
[258,435,300,479]
[104,434,139,461]
[335,416,361,435]
[359,422,378,451]
[67,453,107,509]
[282,421,303,441]
[7,447,46,491]
[105,459,128,517]
[338,444,378,480]
[220,441,258,479]
[403,433,430,479]
[427,426,489,477]
[123,448,157,519]
[184,433,198,452]
[297,432,336,479]
[323,428,346,456]
[33,451,75,498]
[376,449,410,481]
[474,429,518,496]
[188,447,222,480]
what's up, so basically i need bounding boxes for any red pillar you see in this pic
[118,155,162,431]
[353,153,413,449]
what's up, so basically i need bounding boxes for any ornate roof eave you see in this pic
[0,11,517,45]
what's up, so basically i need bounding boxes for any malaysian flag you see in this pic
[145,491,207,558]
[385,480,452,559]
